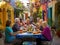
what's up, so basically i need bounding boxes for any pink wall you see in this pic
[42,3,47,21]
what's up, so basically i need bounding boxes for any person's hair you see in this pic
[20,18,22,22]
[42,21,47,26]
[15,18,20,23]
[39,19,43,22]
[36,23,40,29]
[26,18,30,21]
[37,17,40,20]
[6,20,11,27]
[36,23,40,26]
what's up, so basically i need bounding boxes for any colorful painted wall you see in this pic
[41,3,48,21]
[48,0,56,26]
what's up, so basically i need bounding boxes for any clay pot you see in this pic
[0,33,2,38]
[56,30,60,37]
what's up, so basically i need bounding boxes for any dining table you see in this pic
[16,32,41,39]
[15,31,42,45]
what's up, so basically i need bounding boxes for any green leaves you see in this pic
[38,11,42,18]
[18,3,23,8]
[16,1,23,9]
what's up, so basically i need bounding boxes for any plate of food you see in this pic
[27,30,33,33]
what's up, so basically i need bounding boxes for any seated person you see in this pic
[41,21,52,41]
[33,23,41,34]
[39,19,43,31]
[5,20,23,45]
[23,23,28,32]
[5,20,15,43]
[19,23,27,32]
[38,21,52,41]
[37,17,40,23]
[25,18,34,30]
[12,18,20,32]
[36,21,52,45]
[35,23,41,32]
[20,23,24,30]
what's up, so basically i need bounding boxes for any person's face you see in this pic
[24,24,27,28]
[42,23,46,28]
[17,20,20,25]
[27,20,30,24]
[39,20,43,24]
[20,23,23,26]
[37,18,40,22]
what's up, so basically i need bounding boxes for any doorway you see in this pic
[48,7,52,26]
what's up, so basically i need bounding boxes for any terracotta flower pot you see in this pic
[0,33,2,38]
[56,30,60,37]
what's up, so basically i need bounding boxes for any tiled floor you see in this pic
[0,38,4,45]
[51,36,60,45]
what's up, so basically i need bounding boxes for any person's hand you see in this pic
[33,31,38,34]
[36,29,42,33]
[13,32,19,36]
[23,30,27,32]
[17,31,21,34]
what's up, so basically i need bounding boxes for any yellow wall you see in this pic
[0,1,14,30]
[0,9,3,29]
